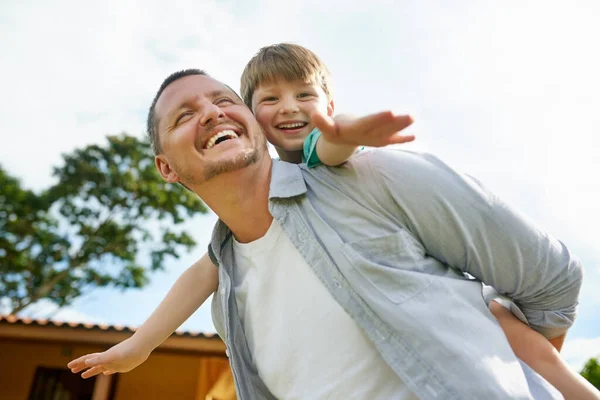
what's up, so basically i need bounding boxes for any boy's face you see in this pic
[251,78,334,152]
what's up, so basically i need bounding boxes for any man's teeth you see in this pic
[278,122,306,129]
[205,130,239,149]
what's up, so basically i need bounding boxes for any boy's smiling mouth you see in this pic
[276,121,308,133]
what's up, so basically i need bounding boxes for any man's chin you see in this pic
[201,146,264,182]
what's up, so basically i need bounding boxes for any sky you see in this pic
[1,0,599,371]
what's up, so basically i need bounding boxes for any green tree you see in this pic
[581,357,600,389]
[0,134,207,315]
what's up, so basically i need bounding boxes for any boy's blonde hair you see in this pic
[240,43,333,109]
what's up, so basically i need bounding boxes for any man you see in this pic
[151,71,582,399]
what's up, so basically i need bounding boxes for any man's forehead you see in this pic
[156,75,233,115]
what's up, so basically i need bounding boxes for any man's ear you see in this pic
[327,99,335,117]
[155,155,180,183]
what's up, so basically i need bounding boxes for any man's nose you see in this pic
[200,102,225,126]
[278,97,299,115]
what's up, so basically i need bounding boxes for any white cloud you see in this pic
[412,2,600,252]
[1,0,599,339]
[563,336,600,372]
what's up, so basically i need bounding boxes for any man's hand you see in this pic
[67,337,150,378]
[311,111,415,147]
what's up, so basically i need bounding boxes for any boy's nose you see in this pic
[279,100,299,114]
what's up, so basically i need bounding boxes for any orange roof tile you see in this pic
[0,315,218,339]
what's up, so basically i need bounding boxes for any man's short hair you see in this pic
[240,43,333,109]
[146,69,208,155]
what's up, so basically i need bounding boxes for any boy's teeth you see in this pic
[278,122,306,129]
[205,130,239,149]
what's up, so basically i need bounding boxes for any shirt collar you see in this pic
[268,159,307,200]
[209,159,306,265]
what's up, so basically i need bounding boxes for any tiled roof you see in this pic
[0,314,219,339]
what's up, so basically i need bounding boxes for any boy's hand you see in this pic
[67,337,150,378]
[312,111,415,147]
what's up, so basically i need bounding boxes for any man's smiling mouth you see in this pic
[205,130,239,150]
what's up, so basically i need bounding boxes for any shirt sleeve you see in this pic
[368,149,583,339]
[302,128,323,168]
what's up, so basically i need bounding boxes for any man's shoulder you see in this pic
[324,148,449,178]
[354,147,443,165]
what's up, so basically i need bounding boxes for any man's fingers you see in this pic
[81,365,105,379]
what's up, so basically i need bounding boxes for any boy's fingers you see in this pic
[70,366,85,374]
[356,113,414,137]
[369,117,414,139]
[68,353,99,370]
[85,356,103,367]
[356,111,396,126]
[81,365,105,379]
[311,112,337,136]
[385,115,414,132]
[387,134,416,145]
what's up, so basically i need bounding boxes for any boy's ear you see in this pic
[327,100,335,117]
[155,155,180,183]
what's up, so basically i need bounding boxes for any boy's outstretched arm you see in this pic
[311,111,414,166]
[68,252,218,378]
[490,301,600,399]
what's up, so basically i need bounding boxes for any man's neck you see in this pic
[194,156,274,243]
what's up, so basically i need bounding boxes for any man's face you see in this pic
[251,78,334,152]
[154,75,267,186]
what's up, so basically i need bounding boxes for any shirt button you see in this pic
[333,279,341,288]
[220,287,226,295]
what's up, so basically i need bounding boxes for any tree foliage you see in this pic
[0,134,207,315]
[581,357,600,389]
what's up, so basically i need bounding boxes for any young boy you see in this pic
[69,43,599,399]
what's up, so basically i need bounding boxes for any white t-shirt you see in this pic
[232,219,417,400]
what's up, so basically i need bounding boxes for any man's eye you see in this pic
[175,111,193,125]
[215,98,233,105]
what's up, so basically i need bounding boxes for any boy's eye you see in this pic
[262,96,278,103]
[298,92,314,99]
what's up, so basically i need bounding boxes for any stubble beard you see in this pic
[202,143,264,181]
[177,124,268,185]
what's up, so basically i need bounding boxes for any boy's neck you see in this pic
[276,148,303,164]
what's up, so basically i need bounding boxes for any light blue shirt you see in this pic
[208,149,581,399]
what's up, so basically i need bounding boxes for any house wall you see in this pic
[0,339,230,400]
[112,351,229,400]
[0,339,101,399]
